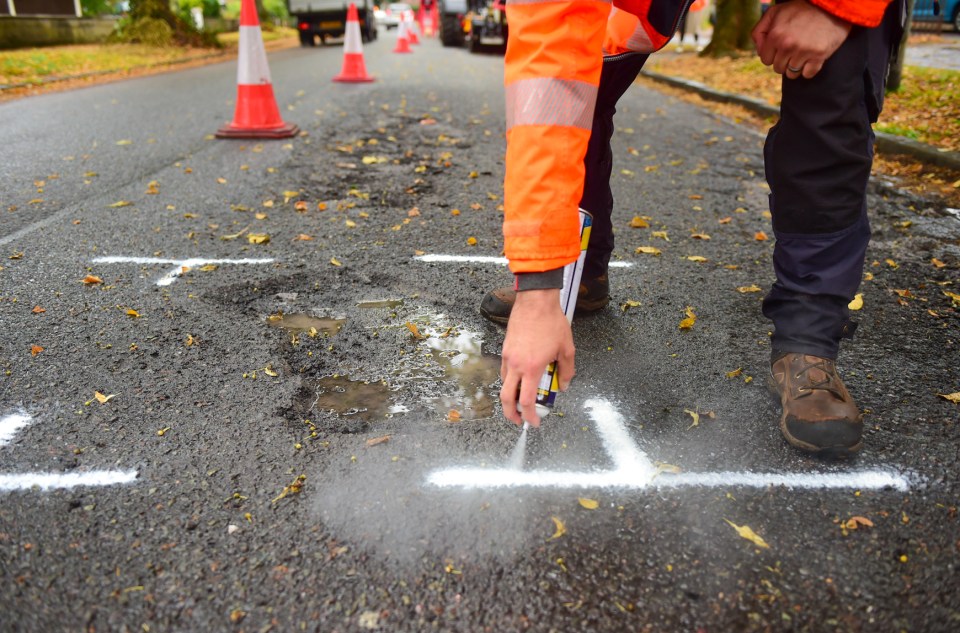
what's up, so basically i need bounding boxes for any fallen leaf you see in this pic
[330,257,342,267]
[689,194,703,200]
[32,306,45,314]
[848,294,864,311]
[366,435,391,447]
[944,291,960,307]
[108,201,132,208]
[578,498,599,510]
[678,306,696,330]
[282,190,300,203]
[220,225,249,241]
[938,392,960,404]
[652,231,670,241]
[294,233,314,241]
[621,300,641,312]
[263,365,278,377]
[684,409,700,429]
[690,232,711,240]
[754,231,769,241]
[115,139,132,145]
[629,216,650,228]
[31,345,43,356]
[931,258,946,269]
[317,202,328,211]
[447,409,461,422]
[737,285,762,293]
[726,368,743,378]
[186,334,196,346]
[725,519,770,549]
[126,309,140,318]
[635,246,661,256]
[466,237,478,246]
[718,217,732,224]
[294,201,308,212]
[844,516,875,530]
[247,233,270,244]
[82,275,103,285]
[549,516,566,540]
[406,322,426,340]
[271,474,306,503]
[685,255,708,262]
[94,391,116,404]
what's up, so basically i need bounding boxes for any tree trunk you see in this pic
[887,0,914,92]
[701,0,760,57]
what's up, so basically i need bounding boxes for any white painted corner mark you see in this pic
[91,256,274,286]
[414,254,633,268]
[426,399,911,492]
[0,411,138,493]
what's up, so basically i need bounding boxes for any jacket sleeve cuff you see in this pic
[806,0,892,27]
[515,268,564,291]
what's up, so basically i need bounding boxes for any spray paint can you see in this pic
[529,209,593,420]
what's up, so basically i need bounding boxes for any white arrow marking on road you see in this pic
[414,254,634,268]
[426,399,910,492]
[0,411,138,493]
[91,256,274,286]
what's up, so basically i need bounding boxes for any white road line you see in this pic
[0,471,138,492]
[414,254,634,268]
[1,411,139,493]
[91,256,274,286]
[0,411,32,447]
[426,398,911,492]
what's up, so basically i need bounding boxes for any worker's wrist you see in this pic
[514,268,564,292]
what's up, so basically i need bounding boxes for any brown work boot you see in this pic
[479,274,610,325]
[770,353,863,457]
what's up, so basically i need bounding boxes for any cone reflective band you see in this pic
[393,18,412,53]
[334,3,374,83]
[216,0,298,139]
[526,209,593,420]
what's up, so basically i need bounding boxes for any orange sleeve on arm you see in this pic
[807,0,893,27]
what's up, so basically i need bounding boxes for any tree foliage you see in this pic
[112,0,220,47]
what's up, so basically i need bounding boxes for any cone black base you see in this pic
[215,122,300,139]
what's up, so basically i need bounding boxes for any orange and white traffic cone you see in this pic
[333,3,374,83]
[216,0,298,139]
[405,11,420,45]
[393,18,413,53]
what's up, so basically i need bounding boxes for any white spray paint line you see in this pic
[0,411,138,493]
[414,254,634,268]
[426,398,911,492]
[0,411,32,447]
[92,256,274,286]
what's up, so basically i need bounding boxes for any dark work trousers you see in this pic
[581,52,650,280]
[762,0,905,360]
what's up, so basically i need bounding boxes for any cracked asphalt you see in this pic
[1,33,959,632]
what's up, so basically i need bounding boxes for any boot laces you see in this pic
[795,357,845,399]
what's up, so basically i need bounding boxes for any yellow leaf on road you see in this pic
[94,391,116,404]
[737,285,762,293]
[621,300,641,312]
[944,291,960,307]
[685,256,708,262]
[406,322,426,340]
[82,275,103,285]
[126,309,140,318]
[690,232,711,240]
[679,306,696,330]
[466,237,478,246]
[282,190,300,203]
[844,516,875,530]
[108,201,132,208]
[264,365,278,377]
[330,257,342,267]
[629,216,650,228]
[247,233,270,244]
[939,392,960,404]
[549,516,566,540]
[578,498,599,510]
[635,246,661,256]
[726,368,743,378]
[725,519,770,549]
[31,345,43,356]
[684,409,700,429]
[754,231,769,241]
[848,294,864,311]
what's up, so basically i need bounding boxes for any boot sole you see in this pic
[766,373,863,458]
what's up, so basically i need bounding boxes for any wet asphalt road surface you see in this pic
[1,34,959,633]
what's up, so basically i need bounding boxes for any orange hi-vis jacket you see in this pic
[503,0,893,274]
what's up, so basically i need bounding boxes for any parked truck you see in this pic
[288,0,378,46]
[437,0,506,53]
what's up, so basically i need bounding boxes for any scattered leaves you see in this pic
[629,216,650,228]
[94,391,115,404]
[271,474,306,503]
[549,516,566,540]
[678,306,696,330]
[725,519,770,549]
[578,498,599,510]
[247,233,270,245]
[848,294,864,311]
[82,275,103,285]
[844,516,875,530]
[30,345,43,356]
[938,392,960,404]
[366,435,391,447]
[635,246,661,256]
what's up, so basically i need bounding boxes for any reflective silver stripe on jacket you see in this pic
[506,77,598,130]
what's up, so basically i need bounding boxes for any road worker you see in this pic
[489,0,905,458]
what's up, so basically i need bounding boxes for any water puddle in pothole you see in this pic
[266,313,346,337]
[312,375,392,425]
[423,328,501,420]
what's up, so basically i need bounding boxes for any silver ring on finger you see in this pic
[787,65,803,73]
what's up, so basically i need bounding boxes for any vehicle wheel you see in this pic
[320,34,328,46]
[300,33,315,47]
[440,13,465,47]
[953,6,960,32]
[468,33,482,53]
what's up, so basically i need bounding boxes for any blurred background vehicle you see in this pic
[912,0,960,32]
[289,0,378,45]
[374,2,413,30]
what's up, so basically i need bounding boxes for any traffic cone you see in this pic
[216,0,298,139]
[333,3,374,83]
[393,19,413,53]
[405,12,420,45]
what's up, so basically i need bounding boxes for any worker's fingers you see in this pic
[499,364,523,426]
[516,371,541,428]
[801,59,824,79]
[751,7,773,58]
[556,345,576,392]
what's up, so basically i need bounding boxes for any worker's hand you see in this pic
[752,0,852,80]
[499,288,575,428]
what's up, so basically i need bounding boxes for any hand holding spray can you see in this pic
[528,209,593,421]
